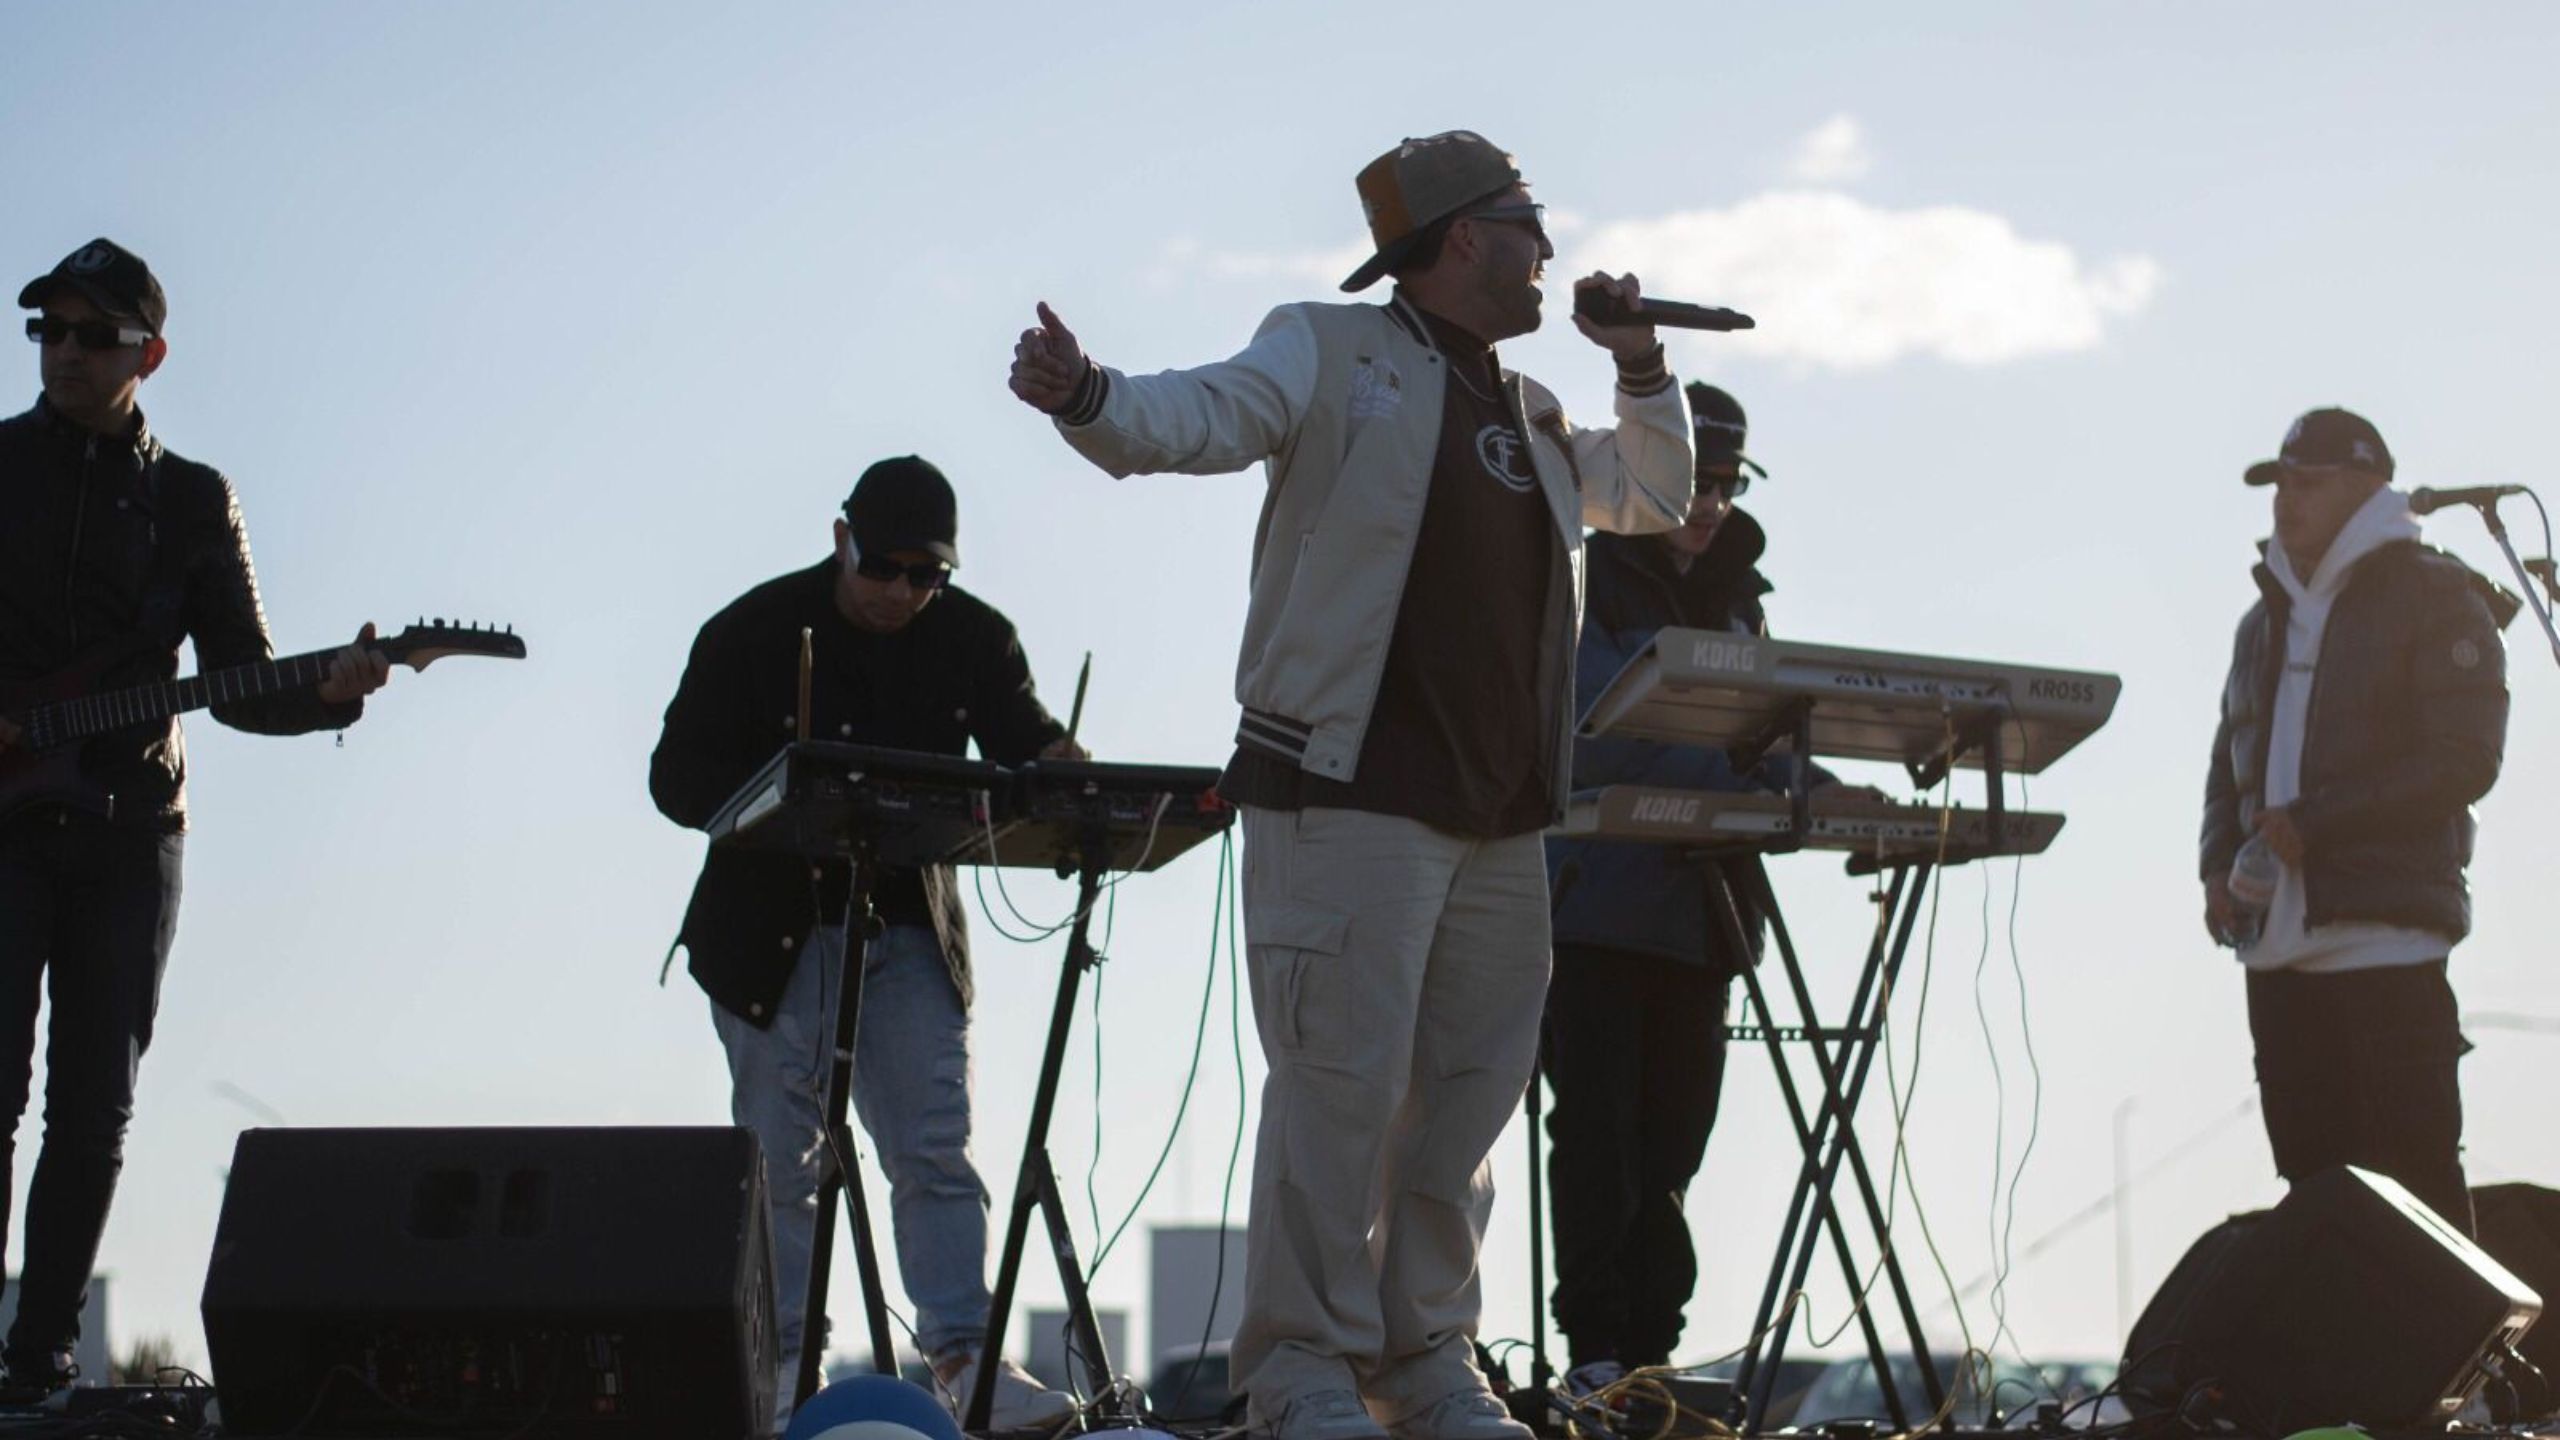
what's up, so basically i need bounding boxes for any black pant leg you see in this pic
[8,817,180,1364]
[1619,967,1731,1368]
[1545,945,1649,1366]
[2247,968,2352,1183]
[2348,963,2472,1233]
[0,822,60,1327]
[2246,961,2472,1235]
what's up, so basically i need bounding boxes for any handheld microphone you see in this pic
[2408,484,2528,516]
[1574,288,1756,332]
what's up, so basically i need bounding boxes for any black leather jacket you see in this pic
[649,560,1064,1027]
[0,398,362,828]
[2201,539,2515,941]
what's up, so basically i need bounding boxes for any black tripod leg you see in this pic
[799,863,901,1406]
[1034,1163,1116,1401]
[1527,1031,1553,1397]
[972,861,1110,1431]
[1530,865,1581,1404]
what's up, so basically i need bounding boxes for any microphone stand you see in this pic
[2457,494,2560,671]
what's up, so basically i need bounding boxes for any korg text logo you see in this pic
[1629,794,1702,825]
[1689,636,1755,672]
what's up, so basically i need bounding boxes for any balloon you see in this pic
[784,1374,966,1440]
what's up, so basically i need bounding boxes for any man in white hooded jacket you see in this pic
[2201,407,2515,1233]
[1009,132,1692,1440]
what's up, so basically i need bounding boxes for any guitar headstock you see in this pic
[379,619,529,671]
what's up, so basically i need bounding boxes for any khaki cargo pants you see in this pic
[1232,805,1552,1426]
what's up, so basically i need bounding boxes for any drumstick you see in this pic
[796,627,813,741]
[1064,651,1092,752]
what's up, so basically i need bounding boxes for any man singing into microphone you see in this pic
[1009,131,1693,1440]
[2201,407,2515,1233]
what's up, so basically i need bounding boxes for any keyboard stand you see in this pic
[1712,853,1944,1430]
[798,843,904,1400]
[1667,697,1947,1429]
[1553,634,2109,1432]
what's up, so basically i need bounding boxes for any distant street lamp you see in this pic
[2112,1096,2138,1342]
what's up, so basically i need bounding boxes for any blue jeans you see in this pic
[713,923,991,1400]
[0,811,183,1371]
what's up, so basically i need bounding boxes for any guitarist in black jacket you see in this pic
[0,239,388,1399]
[649,456,1078,1435]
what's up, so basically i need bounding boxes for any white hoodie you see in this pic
[2239,486,2447,973]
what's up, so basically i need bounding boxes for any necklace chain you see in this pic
[1446,352,1500,404]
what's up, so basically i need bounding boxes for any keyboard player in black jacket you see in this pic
[648,456,1079,1435]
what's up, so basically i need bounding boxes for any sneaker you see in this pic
[1564,1359,1625,1400]
[1386,1388,1536,1440]
[1267,1388,1389,1440]
[934,1349,1076,1431]
[0,1349,76,1407]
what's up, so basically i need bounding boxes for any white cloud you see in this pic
[1570,190,2161,371]
[1789,114,1875,184]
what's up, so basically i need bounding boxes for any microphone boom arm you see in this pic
[2464,495,2560,673]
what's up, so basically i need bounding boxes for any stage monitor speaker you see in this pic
[202,1127,774,1439]
[2474,1183,2560,1418]
[2121,1165,2541,1433]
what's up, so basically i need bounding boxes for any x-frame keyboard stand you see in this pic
[1709,699,2017,1432]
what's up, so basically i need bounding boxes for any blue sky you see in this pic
[5,0,2557,1381]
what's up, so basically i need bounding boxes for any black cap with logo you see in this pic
[2244,407,2394,486]
[1686,382,1768,479]
[17,238,168,335]
[843,456,959,568]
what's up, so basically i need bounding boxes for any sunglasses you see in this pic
[1463,201,1550,244]
[26,317,153,351]
[1695,471,1751,499]
[853,554,952,590]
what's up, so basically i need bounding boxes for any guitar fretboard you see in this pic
[26,648,345,748]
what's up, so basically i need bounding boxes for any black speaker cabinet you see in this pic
[202,1127,774,1438]
[2474,1183,2560,1418]
[2123,1165,2541,1432]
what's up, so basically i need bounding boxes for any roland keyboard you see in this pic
[951,760,1234,874]
[705,742,1009,866]
[1554,784,2066,868]
[1577,631,2120,774]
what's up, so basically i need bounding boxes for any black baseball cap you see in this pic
[1686,382,1767,479]
[2244,407,2394,486]
[843,456,959,568]
[18,238,167,335]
